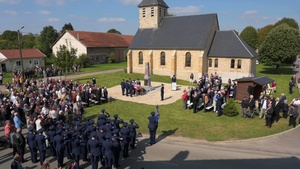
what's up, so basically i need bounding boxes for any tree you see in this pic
[107,29,122,34]
[240,26,259,50]
[222,99,239,117]
[22,33,36,49]
[60,23,74,34]
[257,25,273,47]
[259,24,300,65]
[75,54,90,68]
[54,45,77,72]
[0,30,18,49]
[36,26,59,57]
[274,17,299,30]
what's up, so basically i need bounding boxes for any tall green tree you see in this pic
[0,30,18,49]
[259,24,300,65]
[107,28,122,34]
[240,26,259,50]
[274,17,299,30]
[54,45,77,72]
[22,33,36,49]
[36,26,59,57]
[257,24,273,47]
[60,23,74,34]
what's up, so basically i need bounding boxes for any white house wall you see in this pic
[52,32,87,58]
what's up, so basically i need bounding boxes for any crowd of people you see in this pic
[182,72,300,127]
[182,72,232,116]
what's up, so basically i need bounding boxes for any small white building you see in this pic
[0,49,46,72]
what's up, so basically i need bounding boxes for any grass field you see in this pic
[74,63,298,141]
[2,63,297,141]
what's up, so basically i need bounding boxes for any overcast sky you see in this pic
[0,0,299,35]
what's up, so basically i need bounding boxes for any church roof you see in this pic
[208,30,258,58]
[138,0,169,8]
[129,13,218,50]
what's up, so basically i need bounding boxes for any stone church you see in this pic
[127,0,257,82]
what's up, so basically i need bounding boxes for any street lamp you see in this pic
[17,25,24,74]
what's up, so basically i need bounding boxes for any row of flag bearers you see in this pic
[26,109,139,169]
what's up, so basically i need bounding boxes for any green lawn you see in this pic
[75,64,298,142]
[79,62,127,74]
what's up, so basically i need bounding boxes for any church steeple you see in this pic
[138,0,169,29]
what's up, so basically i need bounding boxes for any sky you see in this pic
[0,0,299,35]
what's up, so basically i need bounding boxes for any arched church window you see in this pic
[238,60,242,69]
[185,52,191,67]
[208,59,212,67]
[139,52,143,65]
[230,59,235,68]
[214,59,218,68]
[160,52,166,66]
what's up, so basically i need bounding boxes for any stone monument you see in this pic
[144,62,151,86]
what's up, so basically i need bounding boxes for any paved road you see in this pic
[1,125,300,169]
[0,68,299,169]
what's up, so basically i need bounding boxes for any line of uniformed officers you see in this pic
[26,109,139,169]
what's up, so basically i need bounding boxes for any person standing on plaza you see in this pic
[121,79,126,96]
[26,126,37,163]
[189,73,194,84]
[87,132,100,169]
[148,112,157,145]
[35,128,47,165]
[10,154,23,169]
[288,105,298,128]
[160,84,164,101]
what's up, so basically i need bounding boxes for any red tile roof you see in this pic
[0,49,46,59]
[67,30,134,48]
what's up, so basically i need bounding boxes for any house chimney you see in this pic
[77,33,80,40]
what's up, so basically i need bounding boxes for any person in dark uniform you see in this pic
[87,132,100,169]
[273,98,282,122]
[128,119,139,149]
[111,129,121,168]
[102,133,114,169]
[193,90,202,113]
[288,105,298,128]
[129,81,133,97]
[103,87,108,103]
[35,128,47,165]
[160,84,164,101]
[26,126,37,163]
[96,87,102,105]
[120,122,130,158]
[84,89,90,107]
[171,75,176,83]
[47,125,57,157]
[265,103,274,128]
[53,129,65,167]
[148,112,157,145]
[63,127,72,160]
[79,126,88,162]
[125,80,129,96]
[92,77,96,85]
[112,114,123,130]
[71,132,81,169]
[121,79,126,96]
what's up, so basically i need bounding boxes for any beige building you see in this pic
[52,30,134,64]
[0,49,46,72]
[127,0,257,82]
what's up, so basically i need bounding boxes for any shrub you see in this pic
[223,99,239,117]
[106,53,115,63]
[75,54,90,68]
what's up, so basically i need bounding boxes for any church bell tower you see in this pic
[138,0,169,29]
